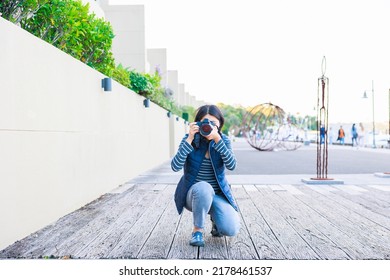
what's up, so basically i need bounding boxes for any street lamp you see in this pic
[362,80,376,148]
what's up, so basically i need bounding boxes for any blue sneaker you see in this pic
[189,231,204,247]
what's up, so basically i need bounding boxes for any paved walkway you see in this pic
[1,140,389,259]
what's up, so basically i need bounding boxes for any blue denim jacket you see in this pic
[173,133,238,214]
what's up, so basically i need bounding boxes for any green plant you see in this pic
[112,64,130,88]
[19,0,115,76]
[129,71,152,96]
[1,0,193,115]
[0,0,46,23]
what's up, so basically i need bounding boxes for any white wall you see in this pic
[101,2,146,72]
[147,48,168,88]
[0,18,185,250]
[167,70,179,103]
[178,83,185,105]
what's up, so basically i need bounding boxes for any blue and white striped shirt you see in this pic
[194,157,221,194]
[171,136,236,176]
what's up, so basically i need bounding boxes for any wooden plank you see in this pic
[230,185,285,259]
[305,184,339,195]
[272,186,368,259]
[333,185,368,195]
[106,184,172,258]
[326,185,390,222]
[228,184,259,259]
[109,183,135,194]
[249,185,320,259]
[294,185,390,259]
[358,185,390,202]
[238,185,286,259]
[259,185,351,259]
[198,185,260,260]
[366,185,390,193]
[339,186,390,210]
[309,183,390,228]
[198,219,229,259]
[280,184,306,196]
[268,185,286,191]
[55,184,160,258]
[47,184,150,258]
[298,185,390,259]
[137,185,182,259]
[1,186,136,258]
[307,183,390,219]
[167,209,198,259]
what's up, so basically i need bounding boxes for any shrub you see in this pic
[1,0,192,116]
[112,64,130,88]
[129,71,152,97]
[16,0,115,76]
[0,0,46,24]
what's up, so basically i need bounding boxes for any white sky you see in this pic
[110,0,390,124]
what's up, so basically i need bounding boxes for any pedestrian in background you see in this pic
[320,125,325,144]
[351,123,358,147]
[337,125,345,145]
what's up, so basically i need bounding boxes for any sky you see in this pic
[109,0,390,124]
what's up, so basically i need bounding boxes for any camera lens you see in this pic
[201,124,212,133]
[200,123,213,136]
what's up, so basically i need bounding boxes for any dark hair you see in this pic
[194,105,225,131]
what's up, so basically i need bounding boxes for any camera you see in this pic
[197,118,215,136]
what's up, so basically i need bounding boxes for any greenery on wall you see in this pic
[0,0,185,117]
[2,1,309,134]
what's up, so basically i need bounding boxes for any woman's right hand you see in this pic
[186,122,199,144]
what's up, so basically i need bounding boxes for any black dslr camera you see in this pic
[197,118,215,136]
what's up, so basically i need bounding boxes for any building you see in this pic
[82,0,204,108]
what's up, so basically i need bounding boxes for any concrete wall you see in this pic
[101,1,146,72]
[0,18,185,250]
[178,83,185,106]
[147,48,168,88]
[167,70,179,103]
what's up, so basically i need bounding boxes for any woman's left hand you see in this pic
[204,125,221,143]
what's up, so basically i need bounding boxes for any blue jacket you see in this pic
[173,133,238,214]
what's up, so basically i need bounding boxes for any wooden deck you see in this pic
[1,181,389,260]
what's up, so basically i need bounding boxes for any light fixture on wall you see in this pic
[176,116,179,121]
[101,77,112,91]
[143,98,150,108]
[167,111,172,118]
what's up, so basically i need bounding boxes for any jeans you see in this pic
[185,181,240,236]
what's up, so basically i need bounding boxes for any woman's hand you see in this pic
[204,125,221,143]
[186,122,199,144]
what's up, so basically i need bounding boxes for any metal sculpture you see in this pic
[313,56,330,179]
[241,103,304,151]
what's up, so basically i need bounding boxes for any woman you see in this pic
[171,104,240,247]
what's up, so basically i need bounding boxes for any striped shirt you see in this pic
[194,157,221,194]
[171,136,236,174]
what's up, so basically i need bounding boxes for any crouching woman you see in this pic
[171,104,240,247]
